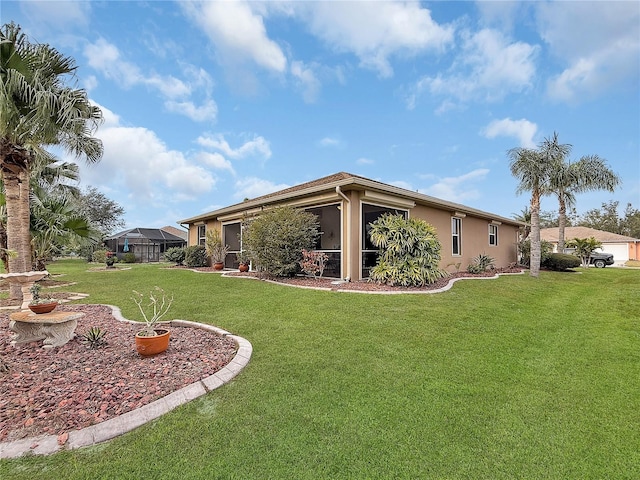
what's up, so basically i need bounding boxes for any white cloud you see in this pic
[20,1,91,29]
[78,104,215,204]
[196,152,234,173]
[408,28,538,108]
[182,0,287,73]
[482,118,538,148]
[233,177,290,200]
[536,2,639,102]
[420,169,490,203]
[197,134,272,160]
[298,1,454,78]
[390,180,414,191]
[84,39,215,121]
[357,157,374,166]
[165,99,218,122]
[290,60,322,103]
[318,137,341,148]
[85,39,189,96]
[83,75,98,92]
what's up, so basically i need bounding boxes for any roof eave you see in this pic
[179,175,523,227]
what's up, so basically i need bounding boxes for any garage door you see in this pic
[598,244,629,264]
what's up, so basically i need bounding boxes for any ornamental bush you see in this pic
[184,245,208,268]
[467,253,495,274]
[242,206,319,277]
[368,214,448,287]
[518,239,553,266]
[122,252,137,263]
[92,249,109,263]
[165,247,186,265]
[542,253,581,271]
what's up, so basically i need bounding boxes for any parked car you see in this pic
[589,252,614,268]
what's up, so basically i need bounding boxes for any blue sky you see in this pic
[5,1,639,231]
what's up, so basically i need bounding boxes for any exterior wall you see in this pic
[410,205,518,273]
[183,187,520,278]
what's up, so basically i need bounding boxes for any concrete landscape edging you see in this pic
[0,305,252,459]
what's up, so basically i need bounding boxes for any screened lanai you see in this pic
[104,227,187,263]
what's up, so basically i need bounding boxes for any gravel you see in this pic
[0,304,238,443]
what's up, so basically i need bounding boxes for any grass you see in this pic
[1,260,639,479]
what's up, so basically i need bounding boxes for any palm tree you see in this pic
[1,22,102,299]
[508,133,569,277]
[0,158,82,270]
[31,194,98,271]
[551,154,620,253]
[566,236,603,268]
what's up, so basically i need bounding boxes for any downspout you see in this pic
[336,186,351,281]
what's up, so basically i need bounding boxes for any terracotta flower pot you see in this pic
[213,262,224,270]
[238,263,249,272]
[135,329,170,356]
[28,302,58,314]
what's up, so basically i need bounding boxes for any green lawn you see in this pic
[1,260,639,479]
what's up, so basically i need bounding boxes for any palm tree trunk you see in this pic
[557,196,567,253]
[529,191,541,278]
[4,168,31,301]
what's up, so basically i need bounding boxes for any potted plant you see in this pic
[28,283,58,314]
[132,287,173,356]
[105,251,116,268]
[236,251,251,272]
[205,228,229,270]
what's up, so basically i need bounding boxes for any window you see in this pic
[197,225,206,246]
[362,203,408,277]
[223,222,242,268]
[305,204,341,278]
[452,217,462,255]
[489,224,498,246]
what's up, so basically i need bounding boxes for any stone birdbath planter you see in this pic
[0,271,50,309]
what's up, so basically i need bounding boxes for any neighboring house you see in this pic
[105,227,187,263]
[179,172,522,280]
[540,226,640,265]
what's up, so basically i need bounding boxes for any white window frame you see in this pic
[489,224,498,246]
[452,217,462,256]
[197,225,206,246]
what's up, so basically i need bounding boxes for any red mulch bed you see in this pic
[0,304,238,443]
[223,266,525,292]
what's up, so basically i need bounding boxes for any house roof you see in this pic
[105,227,186,243]
[160,225,188,241]
[540,226,640,243]
[179,171,522,226]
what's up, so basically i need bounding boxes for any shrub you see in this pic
[184,245,208,267]
[542,253,581,271]
[368,214,448,287]
[122,252,137,263]
[242,206,319,277]
[467,253,495,274]
[92,249,109,263]
[300,249,329,278]
[165,247,186,265]
[205,229,229,264]
[518,239,553,266]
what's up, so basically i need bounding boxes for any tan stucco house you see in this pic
[179,172,522,280]
[541,226,640,265]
